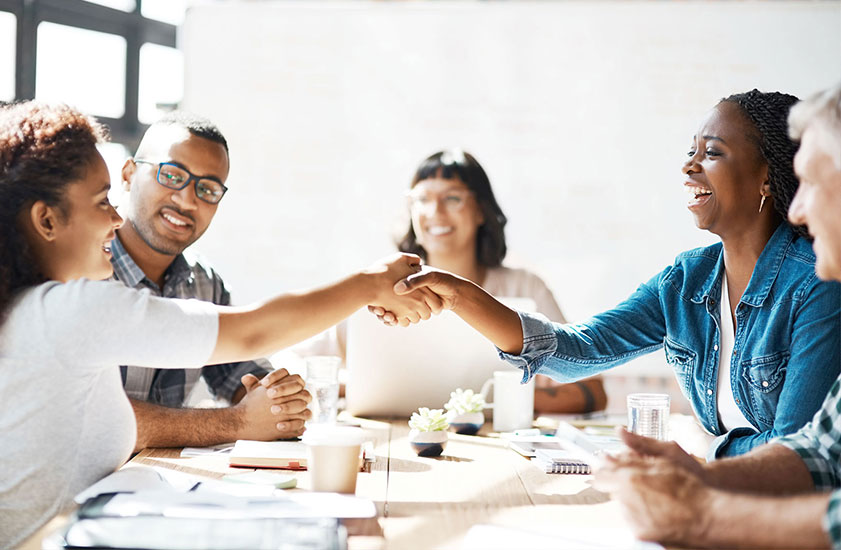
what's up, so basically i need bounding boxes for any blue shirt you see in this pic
[501,224,841,458]
[110,234,270,406]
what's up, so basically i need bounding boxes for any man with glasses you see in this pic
[113,111,311,449]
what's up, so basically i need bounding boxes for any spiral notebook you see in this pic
[534,447,591,475]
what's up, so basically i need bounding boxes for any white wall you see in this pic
[179,0,841,377]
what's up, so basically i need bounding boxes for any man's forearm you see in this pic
[131,398,243,451]
[704,443,815,494]
[695,490,831,549]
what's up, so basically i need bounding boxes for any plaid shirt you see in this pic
[110,234,271,406]
[776,377,841,548]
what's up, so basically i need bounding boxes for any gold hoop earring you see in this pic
[759,194,767,213]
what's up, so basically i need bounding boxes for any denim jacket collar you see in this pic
[692,223,794,307]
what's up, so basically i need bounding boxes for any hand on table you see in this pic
[592,450,714,546]
[237,368,312,439]
[369,267,464,326]
[616,428,707,480]
[365,254,445,327]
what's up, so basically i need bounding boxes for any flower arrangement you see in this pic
[444,388,486,436]
[408,407,450,432]
[408,408,449,457]
[444,389,486,416]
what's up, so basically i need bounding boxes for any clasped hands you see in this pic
[237,367,312,440]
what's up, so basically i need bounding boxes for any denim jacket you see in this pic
[501,224,841,458]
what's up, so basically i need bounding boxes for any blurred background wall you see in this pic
[179,1,841,397]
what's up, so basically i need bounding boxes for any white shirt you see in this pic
[0,279,218,549]
[717,274,753,432]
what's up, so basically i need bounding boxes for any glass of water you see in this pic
[306,356,341,425]
[627,393,670,440]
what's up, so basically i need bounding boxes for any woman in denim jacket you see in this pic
[386,90,841,459]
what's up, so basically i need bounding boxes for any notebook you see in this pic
[534,446,591,474]
[344,297,536,417]
[228,440,308,470]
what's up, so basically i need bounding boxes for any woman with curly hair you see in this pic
[0,102,437,548]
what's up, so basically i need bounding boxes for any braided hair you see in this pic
[720,89,806,238]
[0,102,107,319]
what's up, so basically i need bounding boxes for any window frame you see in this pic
[0,0,177,149]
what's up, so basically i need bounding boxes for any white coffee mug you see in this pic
[480,370,534,432]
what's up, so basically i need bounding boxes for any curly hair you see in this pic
[720,89,806,238]
[396,150,508,267]
[0,101,107,318]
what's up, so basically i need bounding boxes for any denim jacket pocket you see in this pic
[741,351,788,427]
[663,337,696,399]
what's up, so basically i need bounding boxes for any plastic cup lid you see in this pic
[302,425,365,446]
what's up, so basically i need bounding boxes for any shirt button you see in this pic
[707,389,713,395]
[714,344,719,351]
[762,380,769,388]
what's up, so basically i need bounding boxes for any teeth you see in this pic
[685,186,712,196]
[163,213,188,227]
[427,226,453,236]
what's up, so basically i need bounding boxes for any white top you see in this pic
[717,275,753,432]
[0,279,218,549]
[292,265,566,359]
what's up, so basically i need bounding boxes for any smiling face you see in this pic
[409,177,485,263]
[48,151,124,281]
[683,101,772,239]
[121,125,229,256]
[788,123,841,281]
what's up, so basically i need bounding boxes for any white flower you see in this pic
[408,407,450,432]
[444,388,486,416]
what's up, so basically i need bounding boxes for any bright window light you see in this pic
[36,22,127,118]
[138,43,183,124]
[0,12,15,101]
[141,0,186,25]
[85,0,135,12]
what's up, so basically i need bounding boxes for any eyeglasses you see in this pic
[407,188,473,215]
[134,159,228,205]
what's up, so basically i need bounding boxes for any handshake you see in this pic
[362,252,464,327]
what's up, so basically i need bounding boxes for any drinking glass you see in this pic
[627,393,670,441]
[306,356,341,424]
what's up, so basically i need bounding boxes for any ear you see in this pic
[760,180,772,199]
[121,158,135,192]
[28,201,61,242]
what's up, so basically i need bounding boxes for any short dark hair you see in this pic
[0,101,108,317]
[720,89,805,237]
[154,110,228,153]
[396,150,508,267]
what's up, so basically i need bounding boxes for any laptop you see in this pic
[344,297,536,417]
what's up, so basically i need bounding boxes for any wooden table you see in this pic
[21,417,630,550]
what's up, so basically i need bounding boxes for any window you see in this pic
[138,43,183,124]
[0,11,14,101]
[3,0,178,146]
[85,0,135,12]
[141,0,186,25]
[36,22,127,118]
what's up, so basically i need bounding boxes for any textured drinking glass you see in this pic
[627,393,670,440]
[306,356,341,425]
